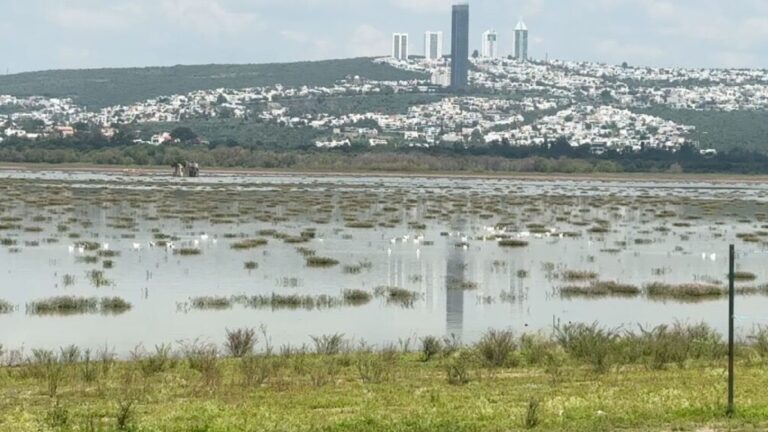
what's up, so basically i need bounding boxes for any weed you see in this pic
[225,328,257,358]
[311,334,345,355]
[476,329,516,368]
[523,399,540,429]
[420,336,443,361]
[554,322,617,374]
[445,350,473,385]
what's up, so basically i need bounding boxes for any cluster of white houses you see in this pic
[5,54,768,152]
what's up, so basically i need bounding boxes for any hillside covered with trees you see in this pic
[0,58,426,109]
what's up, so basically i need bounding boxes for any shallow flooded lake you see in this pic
[2,169,768,356]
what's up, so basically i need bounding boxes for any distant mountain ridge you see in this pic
[0,58,426,109]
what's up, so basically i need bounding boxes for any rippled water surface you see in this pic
[2,169,768,355]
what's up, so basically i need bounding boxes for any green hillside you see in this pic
[0,58,427,109]
[637,107,768,152]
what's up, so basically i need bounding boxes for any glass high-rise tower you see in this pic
[514,19,529,61]
[450,3,469,91]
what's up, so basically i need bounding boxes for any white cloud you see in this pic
[159,0,261,37]
[346,24,389,57]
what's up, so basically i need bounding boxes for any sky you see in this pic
[1,0,767,73]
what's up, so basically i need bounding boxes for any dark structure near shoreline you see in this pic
[450,3,469,91]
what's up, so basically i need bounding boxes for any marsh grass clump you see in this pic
[238,294,341,310]
[554,322,617,373]
[87,270,113,288]
[0,299,13,314]
[355,352,392,384]
[733,271,758,281]
[76,241,101,252]
[498,239,529,248]
[306,256,339,268]
[645,282,725,300]
[560,281,641,298]
[174,248,201,256]
[76,255,100,264]
[132,344,177,376]
[633,323,724,370]
[342,290,372,305]
[296,247,316,257]
[523,399,541,429]
[420,336,443,361]
[373,286,419,306]
[99,297,132,314]
[476,329,517,368]
[27,296,131,315]
[311,334,345,355]
[231,239,268,250]
[561,270,599,281]
[27,297,98,315]
[244,261,258,270]
[190,297,233,310]
[345,221,375,229]
[445,349,474,385]
[224,328,257,358]
[179,339,220,386]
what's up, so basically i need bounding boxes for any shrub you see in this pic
[445,350,474,385]
[355,352,391,384]
[476,329,516,368]
[554,322,617,373]
[240,354,273,386]
[523,399,541,429]
[420,336,443,361]
[311,334,345,355]
[225,328,257,358]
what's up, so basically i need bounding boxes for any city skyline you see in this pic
[1,1,768,73]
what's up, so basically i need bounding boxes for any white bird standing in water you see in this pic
[102,243,109,251]
[200,234,209,241]
[68,245,75,253]
[77,245,85,254]
[387,248,392,257]
[710,253,717,261]
[132,243,141,251]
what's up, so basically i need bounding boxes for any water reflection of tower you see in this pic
[446,217,467,338]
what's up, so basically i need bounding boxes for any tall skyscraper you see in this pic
[450,3,469,91]
[481,30,498,58]
[392,33,409,61]
[424,31,443,61]
[514,19,529,61]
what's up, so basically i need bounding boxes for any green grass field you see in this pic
[3,324,768,431]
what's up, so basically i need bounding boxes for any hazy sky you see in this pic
[2,0,767,73]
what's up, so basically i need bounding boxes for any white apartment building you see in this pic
[481,30,498,59]
[392,33,409,61]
